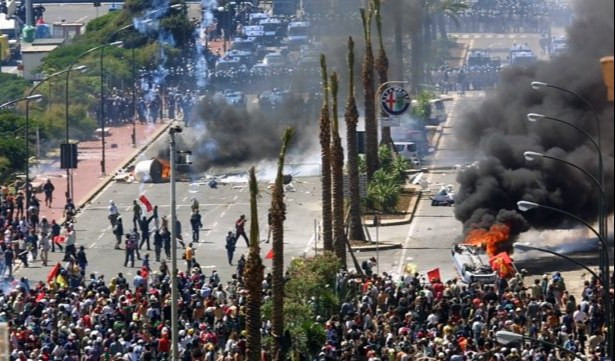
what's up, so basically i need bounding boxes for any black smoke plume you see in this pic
[455,0,614,235]
[159,96,317,172]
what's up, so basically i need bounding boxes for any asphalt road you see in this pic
[355,91,485,281]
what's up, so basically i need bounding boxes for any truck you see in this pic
[509,44,537,66]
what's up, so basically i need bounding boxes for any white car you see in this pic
[451,244,497,284]
[431,186,454,206]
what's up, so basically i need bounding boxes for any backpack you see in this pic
[362,260,369,270]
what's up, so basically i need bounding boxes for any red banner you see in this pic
[47,263,61,284]
[139,195,153,212]
[489,252,515,278]
[265,248,274,260]
[52,236,65,244]
[427,268,441,283]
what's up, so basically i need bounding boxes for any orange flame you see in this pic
[159,159,171,180]
[463,223,510,257]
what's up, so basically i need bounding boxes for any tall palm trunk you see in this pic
[329,73,346,268]
[344,36,365,243]
[394,0,403,80]
[319,55,333,252]
[360,7,379,181]
[374,0,393,148]
[410,0,425,93]
[245,167,264,361]
[271,128,294,361]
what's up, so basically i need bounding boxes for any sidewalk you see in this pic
[34,121,170,222]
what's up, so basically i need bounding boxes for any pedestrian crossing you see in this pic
[451,33,538,40]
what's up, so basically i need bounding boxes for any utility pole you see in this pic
[169,125,182,361]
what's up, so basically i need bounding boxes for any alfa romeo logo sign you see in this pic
[381,86,411,116]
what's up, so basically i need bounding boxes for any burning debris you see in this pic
[454,0,614,249]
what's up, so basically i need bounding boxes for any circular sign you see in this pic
[381,86,411,116]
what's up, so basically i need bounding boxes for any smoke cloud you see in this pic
[454,0,614,236]
[160,96,317,172]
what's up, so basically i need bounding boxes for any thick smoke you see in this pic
[160,96,317,172]
[455,0,614,235]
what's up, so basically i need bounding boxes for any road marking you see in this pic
[497,34,506,39]
[75,16,88,23]
[219,211,226,218]
[182,197,187,202]
[97,234,104,240]
[232,195,238,201]
[89,242,97,248]
[212,222,218,227]
[485,34,494,39]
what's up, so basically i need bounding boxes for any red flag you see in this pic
[489,252,515,278]
[139,195,153,212]
[35,292,46,303]
[47,263,61,284]
[141,265,149,280]
[53,236,65,244]
[265,248,274,260]
[427,268,441,283]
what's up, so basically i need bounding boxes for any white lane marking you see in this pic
[219,211,226,218]
[232,195,238,201]
[97,234,104,240]
[212,222,218,227]
[75,16,88,23]
[182,197,187,202]
[89,242,97,249]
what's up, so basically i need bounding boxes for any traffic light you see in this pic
[60,143,78,169]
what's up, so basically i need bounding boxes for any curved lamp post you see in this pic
[495,330,586,361]
[64,42,122,201]
[0,94,43,109]
[517,199,611,347]
[513,242,601,283]
[23,66,87,208]
[102,4,183,151]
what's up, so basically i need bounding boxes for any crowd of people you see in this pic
[1,228,611,361]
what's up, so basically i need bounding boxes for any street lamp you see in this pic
[495,330,585,361]
[0,94,43,108]
[98,40,124,177]
[169,124,183,361]
[513,242,602,283]
[64,43,120,201]
[525,103,609,357]
[523,151,604,196]
[23,66,87,209]
[104,4,183,150]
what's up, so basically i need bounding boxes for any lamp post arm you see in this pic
[517,244,601,282]
[521,334,586,361]
[546,84,601,147]
[0,96,35,108]
[543,115,600,157]
[541,154,604,196]
[536,204,606,249]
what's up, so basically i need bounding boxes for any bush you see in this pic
[0,73,29,105]
[366,168,401,213]
[411,90,433,124]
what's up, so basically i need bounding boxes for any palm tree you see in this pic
[329,72,346,268]
[319,55,333,252]
[410,0,425,94]
[360,6,379,181]
[344,36,365,243]
[245,166,264,361]
[271,128,294,361]
[373,0,394,148]
[430,0,467,41]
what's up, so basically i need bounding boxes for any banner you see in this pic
[489,252,515,278]
[52,236,65,244]
[139,195,153,212]
[427,268,441,283]
[265,248,274,260]
[46,263,61,284]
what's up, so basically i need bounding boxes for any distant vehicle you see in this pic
[428,99,447,125]
[451,244,498,284]
[108,3,123,12]
[509,44,537,66]
[467,49,493,67]
[431,185,454,206]
[392,128,430,158]
[551,36,567,55]
[394,142,420,167]
[249,13,268,25]
[214,58,244,72]
[231,37,257,53]
[263,52,286,67]
[287,21,309,48]
[215,89,246,107]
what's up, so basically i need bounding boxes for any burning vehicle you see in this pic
[451,244,498,284]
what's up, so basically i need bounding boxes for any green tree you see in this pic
[0,73,29,105]
[329,73,346,268]
[319,55,333,252]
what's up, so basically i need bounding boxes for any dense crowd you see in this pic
[1,184,611,361]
